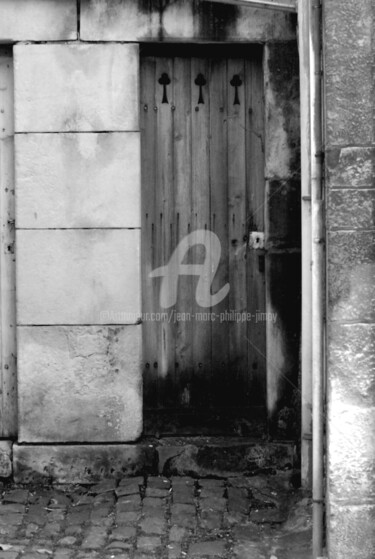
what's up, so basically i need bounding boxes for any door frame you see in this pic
[139,38,306,440]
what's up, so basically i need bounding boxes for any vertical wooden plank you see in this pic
[190,56,211,411]
[208,56,230,413]
[173,56,194,420]
[0,49,16,438]
[155,56,175,406]
[227,58,248,411]
[140,55,158,415]
[245,52,267,424]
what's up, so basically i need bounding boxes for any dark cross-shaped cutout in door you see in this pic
[195,73,207,104]
[230,74,243,105]
[158,73,171,104]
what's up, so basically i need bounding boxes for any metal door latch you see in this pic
[248,231,265,250]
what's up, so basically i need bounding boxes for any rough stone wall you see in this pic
[324,0,375,557]
[1,0,298,446]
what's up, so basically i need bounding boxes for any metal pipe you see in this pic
[309,0,325,557]
[204,0,297,13]
[297,0,313,490]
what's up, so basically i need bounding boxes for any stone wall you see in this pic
[13,10,143,442]
[324,0,375,557]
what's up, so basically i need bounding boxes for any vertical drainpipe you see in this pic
[299,0,324,557]
[310,0,325,557]
[298,0,313,492]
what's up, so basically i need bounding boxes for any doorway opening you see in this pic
[140,44,301,440]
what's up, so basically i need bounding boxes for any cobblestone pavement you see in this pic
[0,475,312,559]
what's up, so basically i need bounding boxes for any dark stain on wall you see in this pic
[268,42,300,177]
[264,42,301,440]
[267,180,301,249]
[267,252,301,439]
[137,0,155,14]
[196,0,239,41]
[94,0,153,16]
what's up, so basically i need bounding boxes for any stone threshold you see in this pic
[12,438,297,484]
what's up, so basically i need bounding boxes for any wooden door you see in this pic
[141,45,266,436]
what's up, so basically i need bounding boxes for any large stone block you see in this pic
[80,0,296,42]
[16,133,140,229]
[328,231,375,322]
[13,443,157,483]
[18,325,142,443]
[16,229,140,325]
[14,43,139,133]
[326,147,374,188]
[324,0,373,145]
[328,503,375,559]
[328,402,375,503]
[157,441,294,477]
[0,0,77,41]
[327,189,375,230]
[328,323,375,408]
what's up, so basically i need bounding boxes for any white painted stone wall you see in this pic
[18,326,142,442]
[0,0,77,41]
[16,133,140,229]
[17,229,140,325]
[14,44,139,132]
[14,41,142,442]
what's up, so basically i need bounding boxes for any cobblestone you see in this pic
[169,525,187,542]
[171,486,195,505]
[147,477,170,490]
[200,496,226,511]
[188,540,226,556]
[0,474,312,558]
[139,517,166,535]
[0,504,25,515]
[199,510,223,532]
[167,542,181,559]
[116,511,140,525]
[109,526,136,540]
[137,535,162,552]
[81,527,107,549]
[3,490,29,504]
